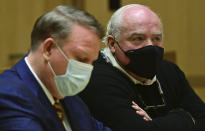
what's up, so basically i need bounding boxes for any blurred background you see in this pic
[0,0,204,100]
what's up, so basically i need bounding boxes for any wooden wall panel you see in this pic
[0,0,64,68]
[1,0,205,83]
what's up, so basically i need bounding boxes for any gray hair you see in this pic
[30,5,104,51]
[103,4,162,46]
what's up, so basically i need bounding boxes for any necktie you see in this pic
[54,100,64,123]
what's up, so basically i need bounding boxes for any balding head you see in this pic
[104,4,162,46]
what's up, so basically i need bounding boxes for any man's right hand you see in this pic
[132,101,152,121]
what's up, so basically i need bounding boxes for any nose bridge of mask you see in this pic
[126,45,156,56]
[115,40,155,55]
[67,59,94,75]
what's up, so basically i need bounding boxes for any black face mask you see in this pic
[117,44,164,79]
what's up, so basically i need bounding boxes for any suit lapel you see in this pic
[14,58,66,130]
[14,58,53,110]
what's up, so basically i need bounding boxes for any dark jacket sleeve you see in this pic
[0,80,44,131]
[169,62,205,131]
[80,60,199,131]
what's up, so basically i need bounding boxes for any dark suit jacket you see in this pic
[0,58,111,131]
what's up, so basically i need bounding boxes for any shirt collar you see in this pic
[101,47,157,85]
[25,57,55,105]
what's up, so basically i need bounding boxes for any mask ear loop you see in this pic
[48,62,57,77]
[114,39,126,53]
[47,42,67,77]
[54,43,70,61]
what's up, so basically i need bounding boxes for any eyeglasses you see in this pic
[136,80,166,110]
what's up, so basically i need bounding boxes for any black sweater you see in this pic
[80,53,205,131]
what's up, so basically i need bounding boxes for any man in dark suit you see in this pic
[80,4,205,131]
[0,5,111,131]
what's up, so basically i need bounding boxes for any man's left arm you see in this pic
[174,64,205,131]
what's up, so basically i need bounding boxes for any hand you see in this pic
[132,101,152,121]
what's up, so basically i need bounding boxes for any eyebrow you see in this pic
[128,31,144,37]
[128,31,162,39]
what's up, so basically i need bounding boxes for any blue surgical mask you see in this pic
[48,44,93,97]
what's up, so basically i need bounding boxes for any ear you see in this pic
[42,38,55,61]
[107,35,116,54]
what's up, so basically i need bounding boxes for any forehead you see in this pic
[61,24,100,63]
[121,7,162,34]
